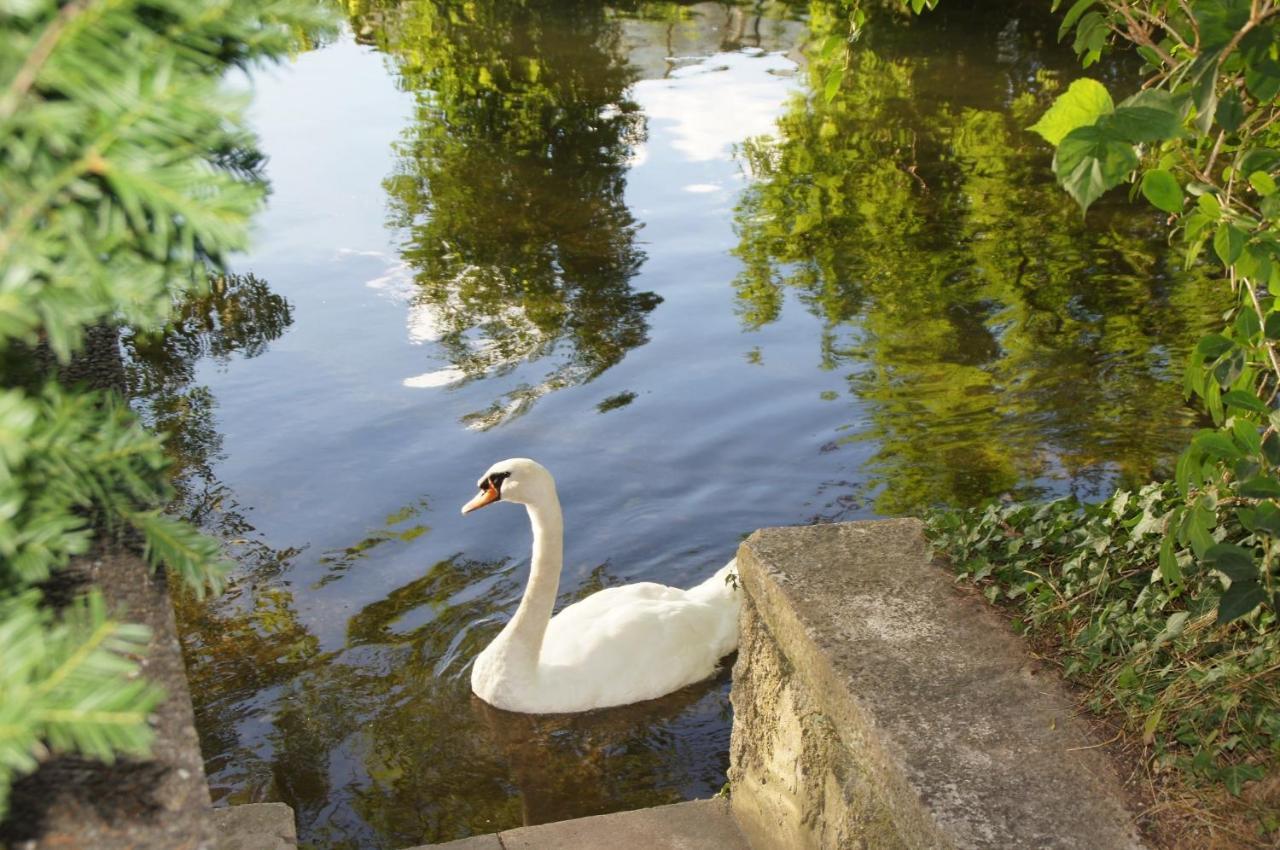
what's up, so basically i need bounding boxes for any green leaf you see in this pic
[1234,309,1261,340]
[1189,48,1225,134]
[1245,58,1280,102]
[1193,429,1240,460]
[1215,89,1244,133]
[1222,389,1266,413]
[1141,169,1183,213]
[1198,192,1222,219]
[1266,313,1280,340]
[1220,763,1266,796]
[823,67,843,103]
[1057,0,1096,40]
[1203,543,1258,581]
[1233,418,1262,455]
[1240,476,1280,498]
[1240,149,1280,176]
[1159,534,1183,585]
[1214,223,1245,265]
[1250,171,1277,196]
[1195,333,1233,359]
[1252,500,1280,535]
[1104,105,1183,143]
[1053,125,1137,211]
[1029,78,1114,146]
[1217,579,1266,624]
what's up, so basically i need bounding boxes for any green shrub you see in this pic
[0,0,333,816]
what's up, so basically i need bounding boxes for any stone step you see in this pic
[411,798,749,850]
[213,802,298,850]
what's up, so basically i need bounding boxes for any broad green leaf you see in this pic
[1240,149,1280,175]
[1222,389,1266,413]
[1217,579,1266,624]
[1057,0,1095,40]
[1193,429,1240,460]
[1246,58,1280,102]
[1215,89,1244,133]
[1053,125,1137,211]
[1188,48,1224,134]
[1240,476,1280,498]
[1194,333,1233,359]
[1234,308,1261,339]
[1197,192,1222,219]
[1266,312,1280,340]
[1250,171,1277,196]
[823,67,843,103]
[1104,105,1182,143]
[1214,223,1245,265]
[1029,78,1114,146]
[1252,500,1280,535]
[1141,169,1183,213]
[1203,543,1258,581]
[1233,419,1262,455]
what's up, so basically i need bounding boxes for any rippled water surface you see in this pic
[153,2,1228,847]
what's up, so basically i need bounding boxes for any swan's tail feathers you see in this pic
[688,559,741,604]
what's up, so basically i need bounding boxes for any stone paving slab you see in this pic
[410,799,748,850]
[213,802,298,850]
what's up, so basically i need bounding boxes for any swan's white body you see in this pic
[462,458,740,714]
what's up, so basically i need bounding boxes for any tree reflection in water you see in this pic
[353,0,662,430]
[731,1,1229,517]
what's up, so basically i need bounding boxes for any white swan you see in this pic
[460,458,740,714]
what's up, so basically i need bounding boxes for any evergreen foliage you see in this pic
[0,0,333,818]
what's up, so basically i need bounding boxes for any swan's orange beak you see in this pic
[461,481,500,515]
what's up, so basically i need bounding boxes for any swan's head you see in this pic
[461,458,555,515]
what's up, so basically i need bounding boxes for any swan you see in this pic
[460,458,740,714]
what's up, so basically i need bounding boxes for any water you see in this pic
[149,2,1227,847]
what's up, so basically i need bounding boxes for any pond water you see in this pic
[152,1,1228,848]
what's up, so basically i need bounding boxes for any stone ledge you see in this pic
[212,802,298,850]
[0,551,215,850]
[410,798,748,850]
[729,519,1145,850]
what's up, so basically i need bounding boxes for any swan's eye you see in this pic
[482,471,511,493]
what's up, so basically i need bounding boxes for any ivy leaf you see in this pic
[1053,125,1137,211]
[1141,169,1183,213]
[1217,578,1266,624]
[1159,535,1183,586]
[1029,78,1114,146]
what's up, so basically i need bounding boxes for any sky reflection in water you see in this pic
[158,2,1228,847]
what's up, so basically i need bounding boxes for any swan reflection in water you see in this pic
[469,661,734,827]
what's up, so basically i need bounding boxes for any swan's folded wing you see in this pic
[539,584,730,677]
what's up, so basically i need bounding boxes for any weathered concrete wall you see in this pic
[729,519,1146,850]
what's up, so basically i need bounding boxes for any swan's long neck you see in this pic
[499,491,564,671]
